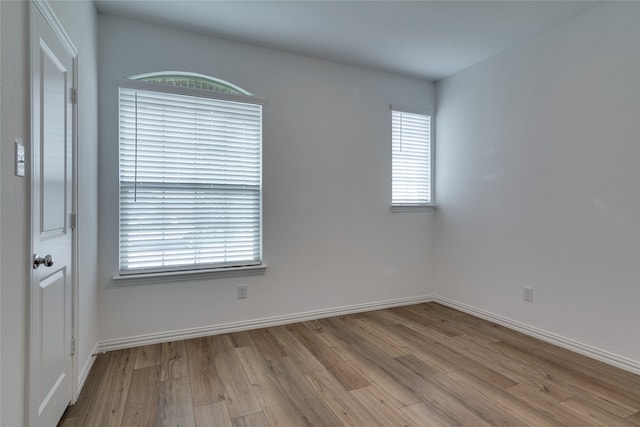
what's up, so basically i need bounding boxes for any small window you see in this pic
[118,73,263,275]
[391,108,433,210]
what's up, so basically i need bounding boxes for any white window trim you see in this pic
[390,204,436,213]
[113,264,267,286]
[390,105,436,210]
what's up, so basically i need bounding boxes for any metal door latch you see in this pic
[33,254,54,269]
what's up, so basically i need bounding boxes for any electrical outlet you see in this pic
[238,285,248,299]
[523,287,534,302]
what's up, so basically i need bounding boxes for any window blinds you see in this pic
[119,86,262,273]
[391,109,432,205]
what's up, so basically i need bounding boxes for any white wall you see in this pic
[435,2,640,364]
[0,1,98,425]
[98,14,436,343]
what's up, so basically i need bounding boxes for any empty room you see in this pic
[1,0,639,426]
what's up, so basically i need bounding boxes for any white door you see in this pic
[29,3,76,426]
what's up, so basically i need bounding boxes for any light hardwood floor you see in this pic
[58,303,640,426]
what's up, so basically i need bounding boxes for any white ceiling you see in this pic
[94,0,599,81]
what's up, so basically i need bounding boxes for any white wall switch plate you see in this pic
[15,139,25,177]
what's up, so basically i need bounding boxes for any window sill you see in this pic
[390,204,437,213]
[113,264,267,286]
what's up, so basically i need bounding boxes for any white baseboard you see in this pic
[435,296,640,376]
[74,342,98,402]
[97,294,436,353]
[95,293,640,376]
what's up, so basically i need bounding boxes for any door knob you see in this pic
[33,254,54,269]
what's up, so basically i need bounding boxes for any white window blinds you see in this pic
[391,109,432,206]
[119,84,262,274]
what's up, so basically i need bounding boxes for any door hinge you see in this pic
[71,336,77,356]
[70,213,77,230]
[71,88,77,105]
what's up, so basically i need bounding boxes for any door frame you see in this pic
[0,1,2,422]
[28,0,79,423]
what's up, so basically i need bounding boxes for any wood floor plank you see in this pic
[57,417,84,427]
[367,309,507,378]
[394,354,448,381]
[159,376,196,427]
[59,303,640,427]
[60,352,110,421]
[134,344,162,369]
[235,345,309,426]
[428,306,533,344]
[422,303,467,319]
[626,412,640,426]
[426,373,529,427]
[347,316,411,357]
[186,337,226,407]
[364,306,416,326]
[582,362,640,387]
[393,305,462,338]
[160,341,189,381]
[349,385,421,427]
[85,348,136,427]
[491,340,640,415]
[194,401,233,427]
[445,369,560,427]
[324,327,430,406]
[231,412,271,427]
[401,401,461,427]
[391,322,518,389]
[575,390,640,420]
[286,322,370,391]
[573,368,640,412]
[315,321,421,408]
[306,369,385,427]
[407,304,501,346]
[211,335,262,419]
[229,331,255,349]
[393,354,528,427]
[268,325,326,375]
[396,343,553,427]
[495,329,609,374]
[121,366,160,427]
[392,377,493,427]
[560,396,638,427]
[508,383,610,427]
[269,357,343,426]
[247,328,287,362]
[355,313,453,375]
[447,333,575,401]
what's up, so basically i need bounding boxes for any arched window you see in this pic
[129,71,251,95]
[116,72,264,280]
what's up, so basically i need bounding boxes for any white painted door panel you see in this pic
[29,3,75,426]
